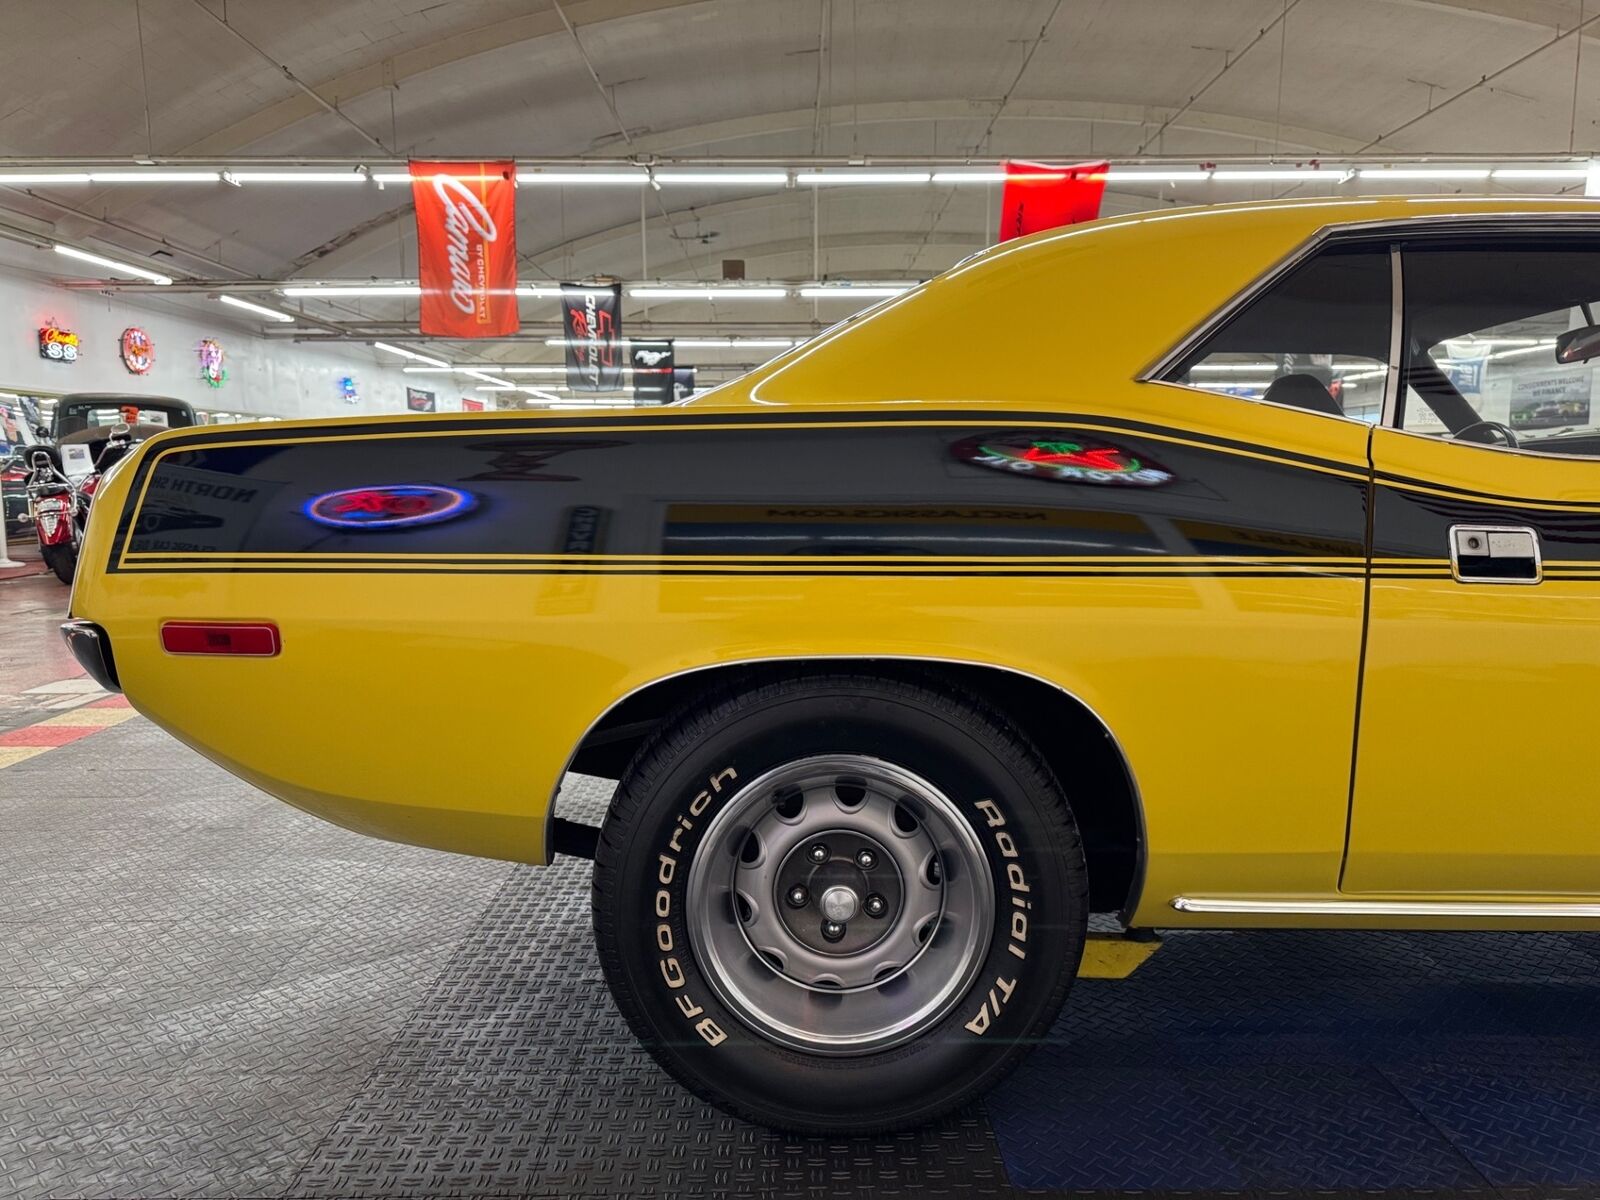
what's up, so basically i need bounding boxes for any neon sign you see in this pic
[120,326,154,374]
[953,431,1173,486]
[39,324,80,362]
[305,484,476,530]
[198,338,226,387]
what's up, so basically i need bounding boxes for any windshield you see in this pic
[55,400,194,438]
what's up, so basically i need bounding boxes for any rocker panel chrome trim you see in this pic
[1171,895,1600,918]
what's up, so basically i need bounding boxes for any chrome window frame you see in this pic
[1142,211,1600,433]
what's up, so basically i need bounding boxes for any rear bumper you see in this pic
[59,619,120,693]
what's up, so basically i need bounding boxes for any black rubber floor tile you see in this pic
[287,1069,570,1198]
[986,1062,1245,1191]
[1383,1061,1600,1188]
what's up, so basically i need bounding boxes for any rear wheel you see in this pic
[592,672,1088,1132]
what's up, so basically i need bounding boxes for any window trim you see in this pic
[1142,212,1600,430]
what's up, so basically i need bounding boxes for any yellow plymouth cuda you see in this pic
[62,196,1600,1131]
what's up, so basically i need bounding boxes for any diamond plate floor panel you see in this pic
[7,714,1600,1198]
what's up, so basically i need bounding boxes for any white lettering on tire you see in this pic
[965,796,1032,1036]
[653,766,738,1047]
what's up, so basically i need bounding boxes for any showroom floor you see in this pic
[5,569,1600,1200]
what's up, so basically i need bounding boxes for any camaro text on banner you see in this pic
[411,160,519,337]
[562,283,623,391]
[997,160,1108,244]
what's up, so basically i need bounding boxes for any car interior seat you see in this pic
[1262,373,1343,417]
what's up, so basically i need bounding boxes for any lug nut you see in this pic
[863,893,887,918]
[821,919,846,942]
[807,842,830,864]
[786,885,809,908]
[855,848,877,870]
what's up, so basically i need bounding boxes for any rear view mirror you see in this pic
[1555,324,1600,365]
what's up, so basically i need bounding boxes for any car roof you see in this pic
[711,195,1600,408]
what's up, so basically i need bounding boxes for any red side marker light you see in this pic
[160,621,281,657]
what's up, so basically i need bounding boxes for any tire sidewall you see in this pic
[598,682,1086,1129]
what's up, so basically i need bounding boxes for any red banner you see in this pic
[996,160,1108,244]
[412,160,519,337]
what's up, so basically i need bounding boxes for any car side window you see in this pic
[1400,241,1600,456]
[1164,241,1392,424]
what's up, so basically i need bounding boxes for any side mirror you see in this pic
[1555,324,1600,365]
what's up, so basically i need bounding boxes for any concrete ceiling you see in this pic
[4,0,1600,363]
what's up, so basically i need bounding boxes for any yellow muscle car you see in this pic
[61,195,1600,1131]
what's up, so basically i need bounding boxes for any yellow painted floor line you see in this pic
[1079,933,1163,979]
[0,746,51,768]
[35,708,139,728]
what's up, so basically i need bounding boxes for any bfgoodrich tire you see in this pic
[592,671,1088,1132]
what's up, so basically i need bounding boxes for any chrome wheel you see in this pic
[685,754,994,1055]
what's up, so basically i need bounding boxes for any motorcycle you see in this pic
[27,424,132,585]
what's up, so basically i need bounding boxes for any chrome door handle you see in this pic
[1449,524,1541,584]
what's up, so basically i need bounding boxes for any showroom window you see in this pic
[1164,241,1392,424]
[1399,240,1600,456]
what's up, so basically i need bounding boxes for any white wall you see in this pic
[0,263,460,420]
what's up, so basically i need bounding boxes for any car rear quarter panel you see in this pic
[72,399,1371,922]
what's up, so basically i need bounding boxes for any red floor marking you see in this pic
[0,724,97,748]
[87,695,132,709]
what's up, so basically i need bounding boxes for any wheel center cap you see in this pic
[820,885,859,922]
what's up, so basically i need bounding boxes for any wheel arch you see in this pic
[552,656,1146,923]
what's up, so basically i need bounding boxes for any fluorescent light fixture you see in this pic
[1491,167,1589,180]
[1211,169,1348,181]
[1103,169,1213,182]
[218,294,294,322]
[516,286,566,297]
[373,342,451,368]
[86,170,221,183]
[282,285,421,297]
[519,172,650,184]
[1489,340,1558,360]
[653,171,789,185]
[542,336,797,349]
[796,171,932,185]
[473,384,516,391]
[462,369,514,387]
[799,285,913,299]
[228,172,370,183]
[369,173,415,184]
[1190,362,1281,372]
[53,243,173,285]
[501,366,572,375]
[1358,167,1491,180]
[400,366,457,374]
[0,173,93,184]
[930,172,1010,184]
[627,287,789,299]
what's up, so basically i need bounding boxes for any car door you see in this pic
[1345,232,1600,897]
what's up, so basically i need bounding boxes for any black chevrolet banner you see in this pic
[672,366,697,402]
[630,339,674,404]
[561,283,623,391]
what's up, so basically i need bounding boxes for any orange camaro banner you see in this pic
[411,160,519,337]
[996,159,1108,243]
